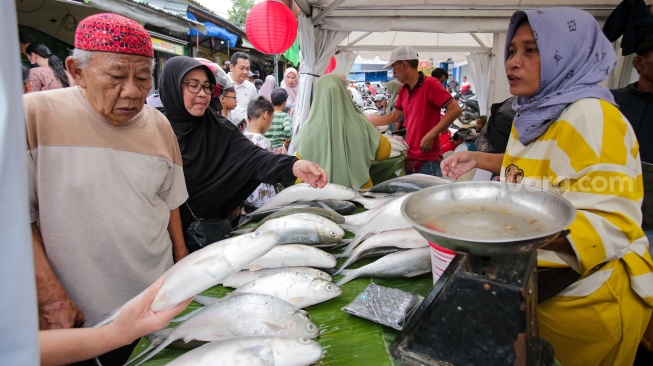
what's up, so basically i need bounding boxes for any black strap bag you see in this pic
[184,203,232,253]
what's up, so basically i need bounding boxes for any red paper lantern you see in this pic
[245,1,298,54]
[324,56,337,74]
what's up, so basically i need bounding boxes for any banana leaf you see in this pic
[132,238,435,365]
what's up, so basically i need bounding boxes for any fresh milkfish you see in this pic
[336,247,432,286]
[256,207,345,225]
[236,204,344,230]
[244,244,337,270]
[316,199,357,215]
[234,272,342,308]
[246,213,344,238]
[340,198,395,233]
[257,217,342,245]
[130,293,319,366]
[366,174,451,194]
[334,228,428,274]
[166,336,323,366]
[256,183,357,211]
[241,203,317,226]
[339,193,415,258]
[95,231,279,327]
[222,267,333,288]
[351,193,399,210]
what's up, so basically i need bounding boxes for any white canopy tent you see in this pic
[289,0,631,143]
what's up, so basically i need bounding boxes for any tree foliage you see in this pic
[228,0,255,25]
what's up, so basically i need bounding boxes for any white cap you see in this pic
[382,45,419,69]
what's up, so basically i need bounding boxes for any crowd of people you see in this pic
[11,4,653,366]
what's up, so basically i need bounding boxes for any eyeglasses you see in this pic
[221,95,237,100]
[182,81,216,95]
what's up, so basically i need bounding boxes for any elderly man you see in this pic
[25,13,188,365]
[370,45,461,176]
[227,51,257,125]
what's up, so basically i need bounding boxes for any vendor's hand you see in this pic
[441,151,477,180]
[293,160,328,188]
[420,135,435,153]
[367,115,375,121]
[107,279,191,346]
[39,295,85,330]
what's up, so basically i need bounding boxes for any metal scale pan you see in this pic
[403,181,576,256]
[390,181,576,366]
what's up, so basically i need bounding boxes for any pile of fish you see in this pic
[386,134,409,158]
[123,176,455,365]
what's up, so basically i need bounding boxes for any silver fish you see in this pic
[236,206,345,231]
[244,244,337,270]
[96,231,278,327]
[336,247,432,286]
[257,217,342,245]
[165,336,323,366]
[339,193,415,258]
[131,293,318,366]
[340,198,394,233]
[316,199,357,215]
[241,200,355,227]
[256,183,357,211]
[334,229,428,274]
[256,207,345,226]
[234,272,342,308]
[222,267,333,288]
[350,193,398,210]
[257,213,344,238]
[366,174,451,194]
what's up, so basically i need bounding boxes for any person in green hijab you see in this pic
[295,74,392,189]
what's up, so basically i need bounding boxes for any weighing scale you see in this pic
[389,181,575,366]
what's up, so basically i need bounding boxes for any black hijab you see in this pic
[160,56,297,229]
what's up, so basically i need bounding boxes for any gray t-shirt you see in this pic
[24,87,188,325]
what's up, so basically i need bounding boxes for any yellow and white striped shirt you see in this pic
[502,98,653,304]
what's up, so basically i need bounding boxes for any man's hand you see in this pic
[39,295,85,330]
[292,160,328,188]
[420,133,435,153]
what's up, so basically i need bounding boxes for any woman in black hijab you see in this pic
[159,56,327,235]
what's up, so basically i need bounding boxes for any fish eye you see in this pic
[307,323,316,331]
[329,231,337,236]
[326,284,334,292]
[300,337,311,344]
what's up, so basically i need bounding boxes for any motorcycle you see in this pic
[452,90,480,124]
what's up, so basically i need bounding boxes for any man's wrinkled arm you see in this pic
[168,208,188,262]
[32,223,85,330]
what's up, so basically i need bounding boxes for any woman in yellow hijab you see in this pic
[295,74,391,188]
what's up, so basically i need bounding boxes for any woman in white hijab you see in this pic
[280,67,298,115]
[257,75,276,101]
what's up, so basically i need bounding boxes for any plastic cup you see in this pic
[429,241,456,284]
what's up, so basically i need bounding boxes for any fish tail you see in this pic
[335,270,357,286]
[333,256,355,275]
[132,337,176,366]
[339,236,362,258]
